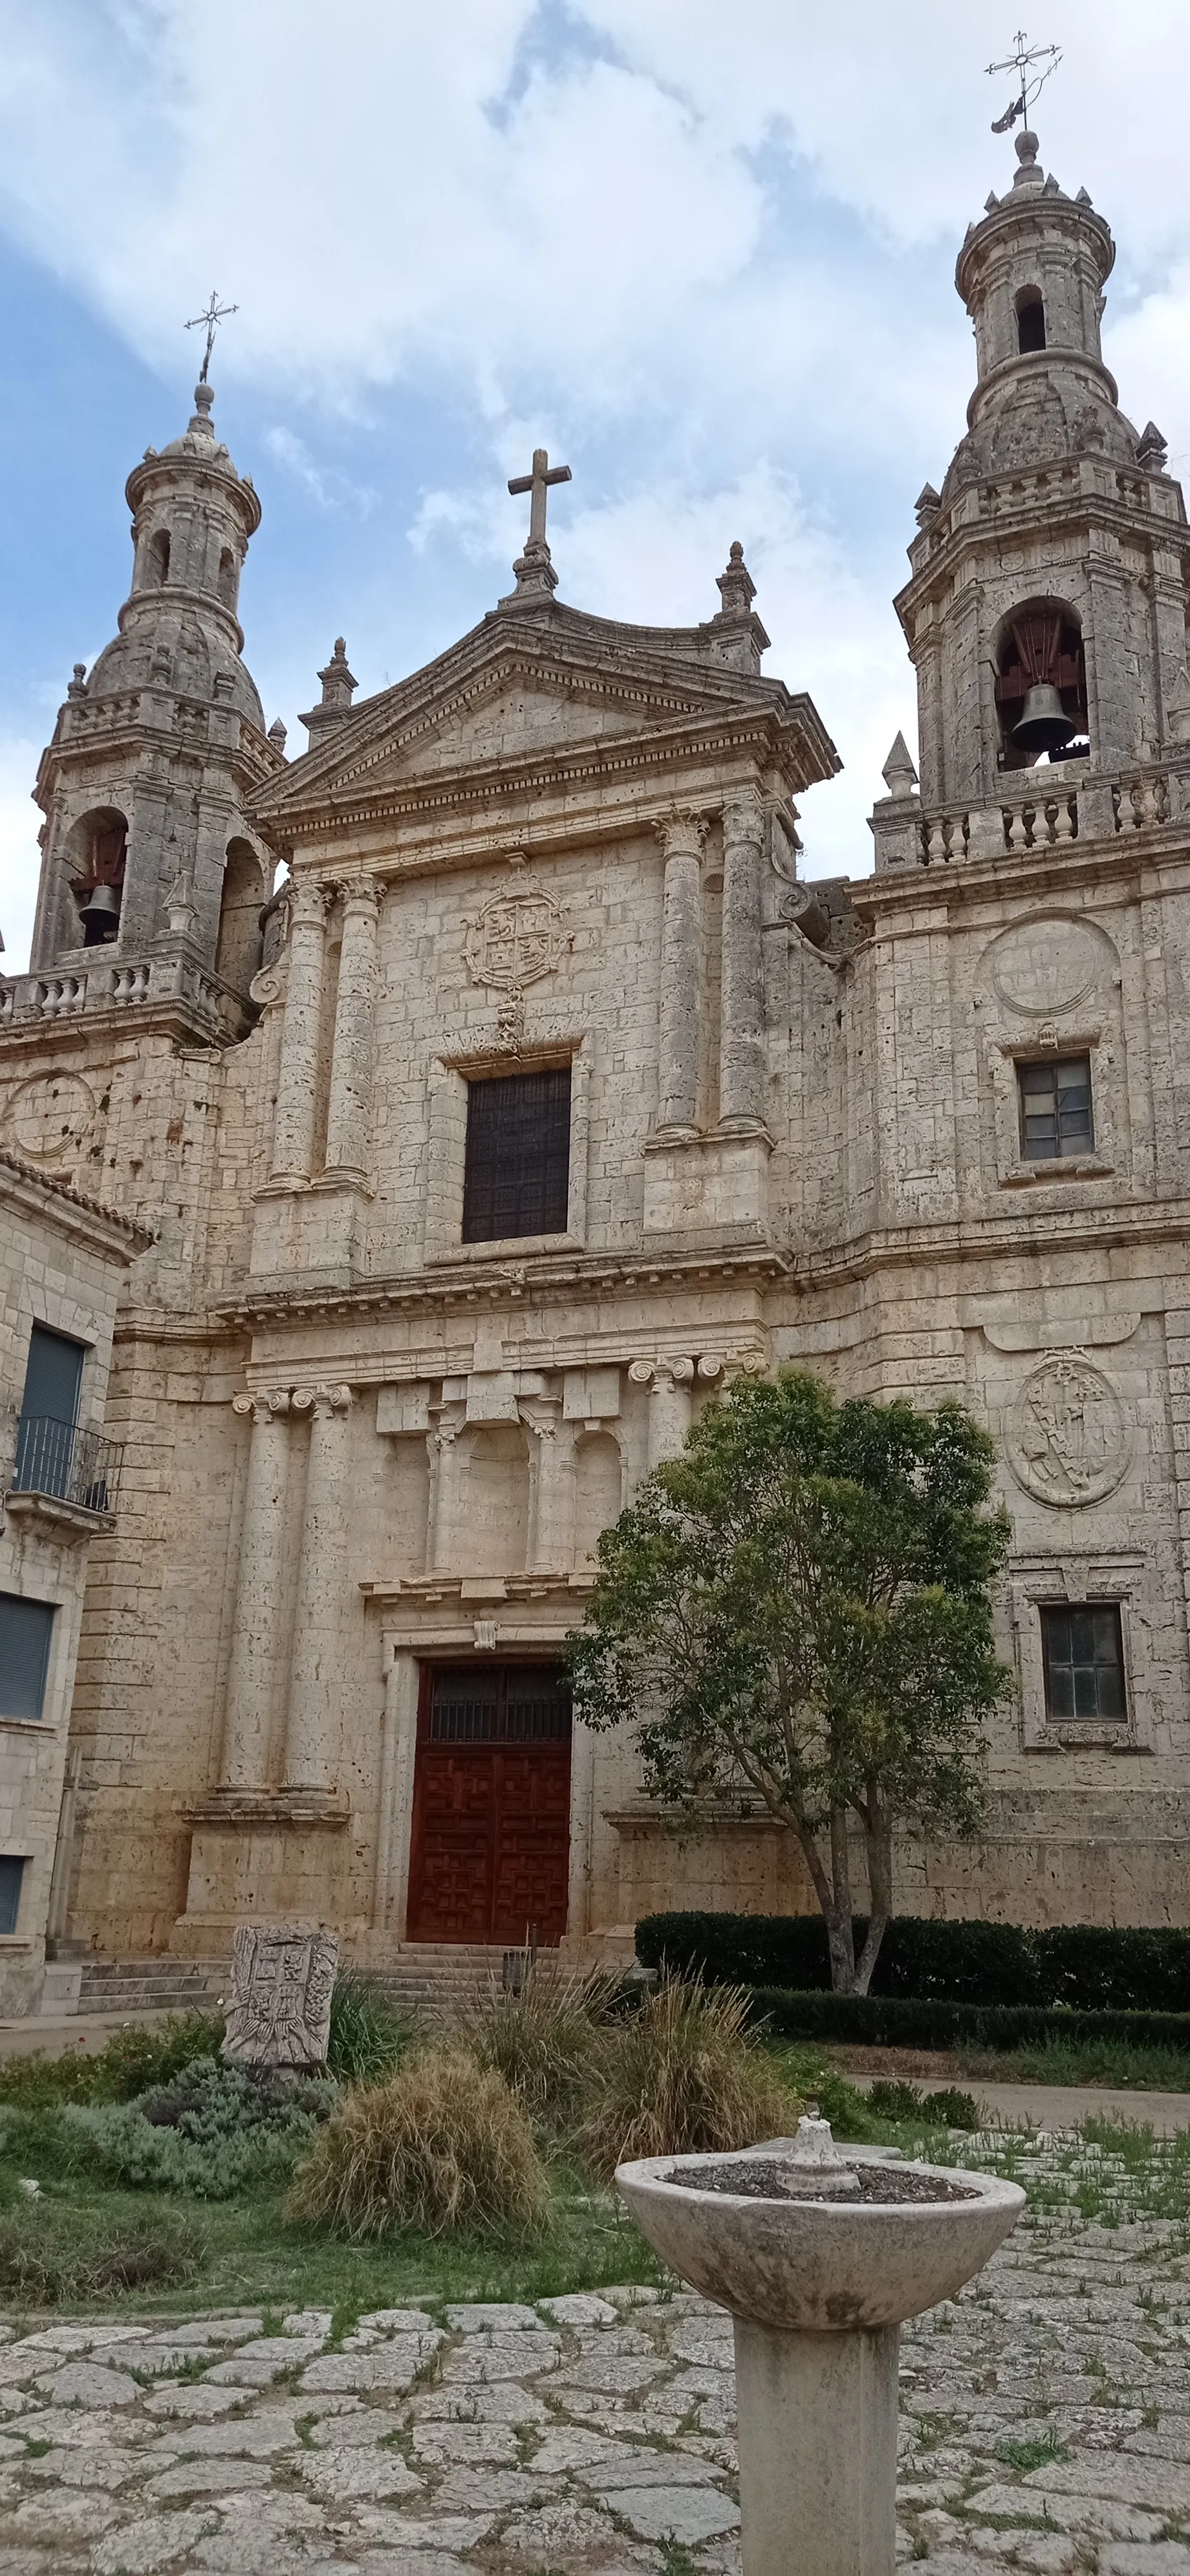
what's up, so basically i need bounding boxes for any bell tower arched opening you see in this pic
[67,807,127,947]
[995,601,1089,769]
[215,839,266,994]
[148,529,171,588]
[1015,286,1046,352]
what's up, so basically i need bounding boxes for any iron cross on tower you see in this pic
[185,290,239,383]
[986,29,1061,134]
[508,449,572,549]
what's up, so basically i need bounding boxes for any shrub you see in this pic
[865,2079,980,2131]
[746,1987,1190,2053]
[287,2050,550,2241]
[578,1974,797,2181]
[0,2010,228,2112]
[636,1911,1190,2012]
[928,2087,981,2131]
[64,2056,335,2198]
[327,1971,422,2085]
[451,1964,613,2141]
[0,2204,206,2302]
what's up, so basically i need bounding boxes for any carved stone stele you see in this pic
[221,1923,339,2068]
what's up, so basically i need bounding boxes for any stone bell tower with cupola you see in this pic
[14,376,283,1039]
[880,125,1190,857]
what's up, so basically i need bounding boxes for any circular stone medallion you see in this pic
[989,917,1103,1019]
[1008,1353,1130,1507]
[5,1071,95,1162]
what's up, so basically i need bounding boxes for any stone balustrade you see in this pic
[872,755,1190,874]
[0,945,253,1039]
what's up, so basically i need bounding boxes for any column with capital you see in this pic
[656,814,706,1135]
[719,784,767,1130]
[426,1398,468,1572]
[269,881,328,1184]
[630,1357,695,1468]
[283,1385,353,1793]
[321,876,380,1182]
[521,1395,577,1572]
[220,1391,292,1790]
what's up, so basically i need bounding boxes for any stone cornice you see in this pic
[897,478,1190,627]
[856,827,1190,918]
[789,1199,1190,1293]
[0,1148,152,1256]
[214,1241,788,1330]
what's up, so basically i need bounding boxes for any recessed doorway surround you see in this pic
[406,1660,572,1944]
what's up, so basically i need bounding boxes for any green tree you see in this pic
[568,1371,1013,1994]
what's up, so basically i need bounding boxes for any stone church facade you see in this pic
[4,128,1190,1979]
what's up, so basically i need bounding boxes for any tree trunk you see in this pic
[853,1790,893,1996]
[789,1807,858,1991]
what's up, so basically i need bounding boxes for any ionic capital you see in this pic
[232,1388,290,1424]
[629,1356,696,1391]
[292,1382,353,1419]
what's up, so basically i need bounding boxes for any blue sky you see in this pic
[2,1,1188,971]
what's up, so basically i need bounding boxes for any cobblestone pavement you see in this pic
[3,2129,1190,2573]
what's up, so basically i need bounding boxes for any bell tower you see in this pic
[892,127,1190,820]
[21,376,281,1029]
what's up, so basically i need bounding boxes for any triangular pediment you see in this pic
[252,599,839,824]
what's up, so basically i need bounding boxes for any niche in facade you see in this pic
[215,839,267,994]
[995,600,1089,769]
[68,807,127,947]
[460,1425,529,1576]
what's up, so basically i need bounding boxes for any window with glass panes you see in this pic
[1040,1602,1126,1724]
[1017,1055,1093,1159]
[461,1065,571,1242]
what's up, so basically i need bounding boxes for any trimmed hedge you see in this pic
[747,1988,1190,2053]
[636,1911,1190,2012]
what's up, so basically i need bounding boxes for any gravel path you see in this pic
[2,2127,1190,2572]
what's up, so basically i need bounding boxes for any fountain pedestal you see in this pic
[616,2120,1024,2576]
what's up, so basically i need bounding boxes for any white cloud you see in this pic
[263,427,378,515]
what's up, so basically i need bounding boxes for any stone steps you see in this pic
[42,1945,556,2023]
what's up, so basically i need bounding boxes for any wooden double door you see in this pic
[406,1661,572,1946]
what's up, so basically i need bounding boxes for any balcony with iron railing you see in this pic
[871,754,1190,875]
[5,1415,124,1533]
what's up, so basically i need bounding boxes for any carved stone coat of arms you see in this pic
[464,881,570,994]
[221,1924,339,2068]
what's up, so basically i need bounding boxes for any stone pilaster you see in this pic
[719,785,766,1130]
[283,1385,353,1793]
[426,1398,468,1572]
[269,882,328,1185]
[321,876,380,1182]
[630,1357,695,1466]
[656,813,706,1135]
[220,1391,292,1790]
[521,1395,576,1572]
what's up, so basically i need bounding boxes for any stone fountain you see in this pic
[617,2116,1024,2576]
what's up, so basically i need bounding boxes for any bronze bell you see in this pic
[1013,683,1076,755]
[78,883,122,941]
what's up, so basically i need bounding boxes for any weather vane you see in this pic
[185,290,239,383]
[986,29,1061,134]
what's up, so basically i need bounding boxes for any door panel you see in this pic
[406,1662,572,1945]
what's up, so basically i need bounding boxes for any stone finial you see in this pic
[984,191,999,213]
[1076,186,1093,207]
[1138,421,1169,474]
[67,663,88,700]
[1012,130,1043,188]
[267,717,288,757]
[166,862,199,939]
[715,540,757,619]
[882,731,919,795]
[914,484,941,532]
[318,638,357,711]
[188,381,217,437]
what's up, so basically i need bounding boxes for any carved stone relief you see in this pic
[464,875,572,994]
[5,1071,95,1161]
[221,1924,339,2067]
[1006,1351,1130,1507]
[986,915,1108,1019]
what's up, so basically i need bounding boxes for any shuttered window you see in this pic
[1041,1603,1126,1723]
[461,1066,571,1243]
[427,1662,572,1746]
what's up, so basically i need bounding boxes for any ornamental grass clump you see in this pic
[287,2049,550,2241]
[578,1973,797,2180]
[327,1970,422,2084]
[451,1964,613,2141]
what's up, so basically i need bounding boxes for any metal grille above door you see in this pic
[461,1065,571,1242]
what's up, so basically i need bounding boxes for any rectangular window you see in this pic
[427,1662,572,1746]
[1040,1602,1125,1724]
[0,1859,25,1937]
[461,1065,571,1243]
[0,1594,55,1722]
[1017,1056,1093,1160]
[16,1324,86,1499]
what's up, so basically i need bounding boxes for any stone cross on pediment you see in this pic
[505,447,572,602]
